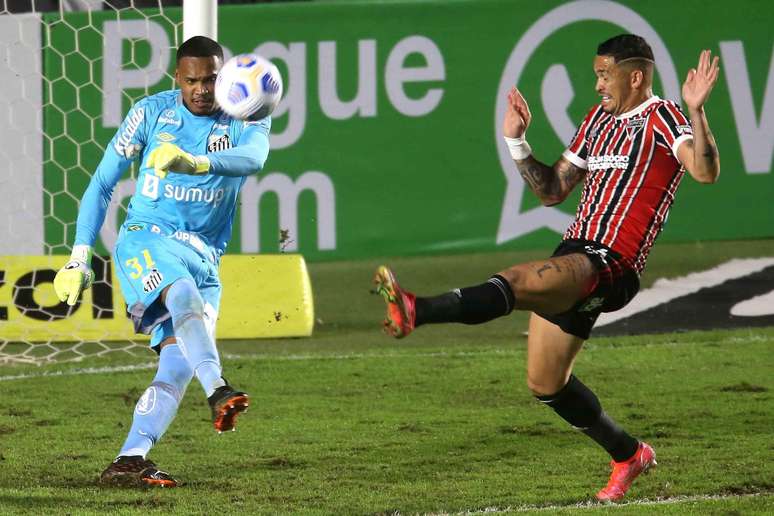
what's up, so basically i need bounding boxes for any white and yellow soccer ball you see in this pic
[215,53,283,121]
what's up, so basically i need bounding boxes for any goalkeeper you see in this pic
[54,36,270,487]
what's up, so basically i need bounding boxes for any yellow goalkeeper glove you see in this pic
[54,245,94,306]
[146,142,210,179]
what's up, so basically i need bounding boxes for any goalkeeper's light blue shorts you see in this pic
[112,223,222,350]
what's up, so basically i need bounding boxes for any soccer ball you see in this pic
[215,53,283,121]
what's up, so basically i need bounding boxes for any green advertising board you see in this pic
[42,0,774,261]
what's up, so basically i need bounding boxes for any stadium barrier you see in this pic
[0,254,314,343]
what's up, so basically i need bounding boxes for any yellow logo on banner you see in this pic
[0,255,313,342]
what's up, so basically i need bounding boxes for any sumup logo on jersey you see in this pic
[140,174,226,206]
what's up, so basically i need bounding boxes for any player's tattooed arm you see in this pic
[515,156,586,206]
[680,49,721,183]
[678,113,720,184]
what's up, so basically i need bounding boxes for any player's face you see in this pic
[176,56,221,116]
[593,55,632,116]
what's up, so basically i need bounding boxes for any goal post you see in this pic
[183,0,218,41]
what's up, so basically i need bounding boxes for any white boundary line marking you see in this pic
[447,491,769,514]
[0,333,771,382]
[0,362,157,381]
[597,257,774,326]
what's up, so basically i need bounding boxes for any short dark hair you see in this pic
[176,36,224,63]
[597,34,654,63]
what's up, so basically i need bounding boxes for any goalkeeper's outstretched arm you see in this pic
[55,102,146,306]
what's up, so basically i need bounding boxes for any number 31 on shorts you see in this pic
[125,249,156,279]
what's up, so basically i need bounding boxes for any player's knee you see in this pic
[166,278,204,320]
[149,380,185,404]
[526,373,565,397]
[497,267,523,294]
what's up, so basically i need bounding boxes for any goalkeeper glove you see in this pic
[54,245,94,306]
[146,142,210,179]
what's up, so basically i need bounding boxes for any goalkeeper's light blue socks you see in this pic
[119,343,192,458]
[165,278,225,397]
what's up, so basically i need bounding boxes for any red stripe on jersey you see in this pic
[572,115,621,233]
[587,123,634,240]
[600,116,658,246]
[566,105,605,159]
[607,132,656,247]
[633,164,684,271]
[562,97,689,273]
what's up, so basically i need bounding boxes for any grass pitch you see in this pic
[0,239,772,514]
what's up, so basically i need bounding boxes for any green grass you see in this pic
[0,239,773,514]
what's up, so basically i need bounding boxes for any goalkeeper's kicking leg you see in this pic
[100,340,192,487]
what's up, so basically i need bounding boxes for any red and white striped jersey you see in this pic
[562,96,693,274]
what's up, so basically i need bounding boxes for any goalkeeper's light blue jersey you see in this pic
[75,89,271,261]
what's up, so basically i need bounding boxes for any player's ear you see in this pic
[630,68,644,89]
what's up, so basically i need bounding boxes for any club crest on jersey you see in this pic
[625,118,645,139]
[208,134,232,152]
[142,268,164,293]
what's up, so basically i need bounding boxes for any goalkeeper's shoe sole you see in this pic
[373,265,416,339]
[208,385,249,433]
[99,456,178,488]
[596,442,657,502]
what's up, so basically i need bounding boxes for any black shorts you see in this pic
[535,239,640,340]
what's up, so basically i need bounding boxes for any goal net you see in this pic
[0,2,182,365]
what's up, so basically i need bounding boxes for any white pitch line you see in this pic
[447,491,768,514]
[0,350,517,381]
[0,333,770,382]
[0,362,157,381]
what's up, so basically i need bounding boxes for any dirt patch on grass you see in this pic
[720,382,768,393]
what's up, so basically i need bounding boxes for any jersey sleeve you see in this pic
[207,116,271,177]
[74,99,150,247]
[654,101,693,156]
[562,105,602,170]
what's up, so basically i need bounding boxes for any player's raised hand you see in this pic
[146,142,210,178]
[503,87,532,139]
[682,50,720,112]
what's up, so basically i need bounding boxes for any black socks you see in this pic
[414,274,515,326]
[536,375,639,462]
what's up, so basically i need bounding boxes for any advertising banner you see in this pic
[39,0,774,261]
[0,255,313,342]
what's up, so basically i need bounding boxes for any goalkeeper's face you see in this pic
[176,56,222,116]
